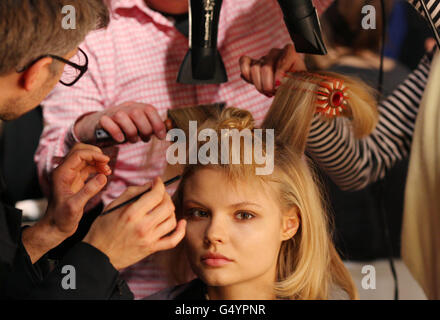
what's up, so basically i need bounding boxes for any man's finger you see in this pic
[80,166,99,182]
[145,193,175,228]
[261,49,282,94]
[153,215,177,240]
[71,151,110,172]
[69,143,103,155]
[57,150,110,185]
[144,107,166,140]
[239,55,253,83]
[153,219,186,252]
[79,163,111,182]
[112,111,139,143]
[100,115,126,143]
[274,44,305,85]
[126,178,166,216]
[250,62,263,93]
[72,164,107,194]
[130,110,153,142]
[70,174,108,209]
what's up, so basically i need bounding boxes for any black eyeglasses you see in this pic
[16,48,89,87]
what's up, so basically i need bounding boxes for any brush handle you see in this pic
[93,128,123,147]
[100,175,182,216]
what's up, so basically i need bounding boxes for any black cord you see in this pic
[378,0,399,300]
[378,0,385,96]
[420,0,440,47]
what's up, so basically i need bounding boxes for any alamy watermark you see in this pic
[61,5,76,30]
[166,121,275,175]
[361,265,376,290]
[362,5,377,30]
[61,265,76,290]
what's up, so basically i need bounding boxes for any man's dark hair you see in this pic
[0,0,109,75]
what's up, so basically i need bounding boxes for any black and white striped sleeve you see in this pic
[408,0,440,29]
[305,0,439,191]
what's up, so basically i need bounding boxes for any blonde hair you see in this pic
[264,71,378,145]
[163,72,378,299]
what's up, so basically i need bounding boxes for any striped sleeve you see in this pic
[306,0,439,191]
[409,0,440,29]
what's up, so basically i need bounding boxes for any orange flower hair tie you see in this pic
[316,79,349,117]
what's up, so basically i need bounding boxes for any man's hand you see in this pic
[22,144,111,263]
[83,178,186,270]
[74,102,167,145]
[239,44,307,97]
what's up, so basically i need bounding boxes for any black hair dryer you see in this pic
[277,0,327,55]
[177,0,228,84]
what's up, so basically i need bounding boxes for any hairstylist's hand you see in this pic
[22,143,111,263]
[239,44,307,97]
[74,102,167,146]
[83,178,186,270]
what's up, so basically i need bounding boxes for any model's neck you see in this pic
[207,281,276,300]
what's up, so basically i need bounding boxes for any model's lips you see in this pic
[201,253,233,267]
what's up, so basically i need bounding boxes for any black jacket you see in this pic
[144,279,207,300]
[0,198,133,299]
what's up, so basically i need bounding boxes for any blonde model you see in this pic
[148,71,378,300]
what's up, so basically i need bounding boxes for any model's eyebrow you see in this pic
[183,200,262,209]
[183,200,208,208]
[228,201,262,209]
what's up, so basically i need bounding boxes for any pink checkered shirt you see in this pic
[35,0,333,299]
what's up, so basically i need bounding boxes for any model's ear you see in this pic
[20,57,53,91]
[281,206,300,241]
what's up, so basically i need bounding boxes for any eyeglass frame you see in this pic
[15,47,89,87]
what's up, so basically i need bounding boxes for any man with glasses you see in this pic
[16,48,89,87]
[0,0,185,299]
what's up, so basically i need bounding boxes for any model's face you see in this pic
[145,0,188,14]
[182,168,284,288]
[0,48,77,121]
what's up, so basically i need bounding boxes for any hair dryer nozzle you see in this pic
[277,0,327,55]
[177,0,228,84]
[177,47,228,84]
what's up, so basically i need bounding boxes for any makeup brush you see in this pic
[94,102,226,147]
[100,175,182,216]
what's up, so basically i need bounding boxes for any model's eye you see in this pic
[235,211,255,220]
[186,208,209,219]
